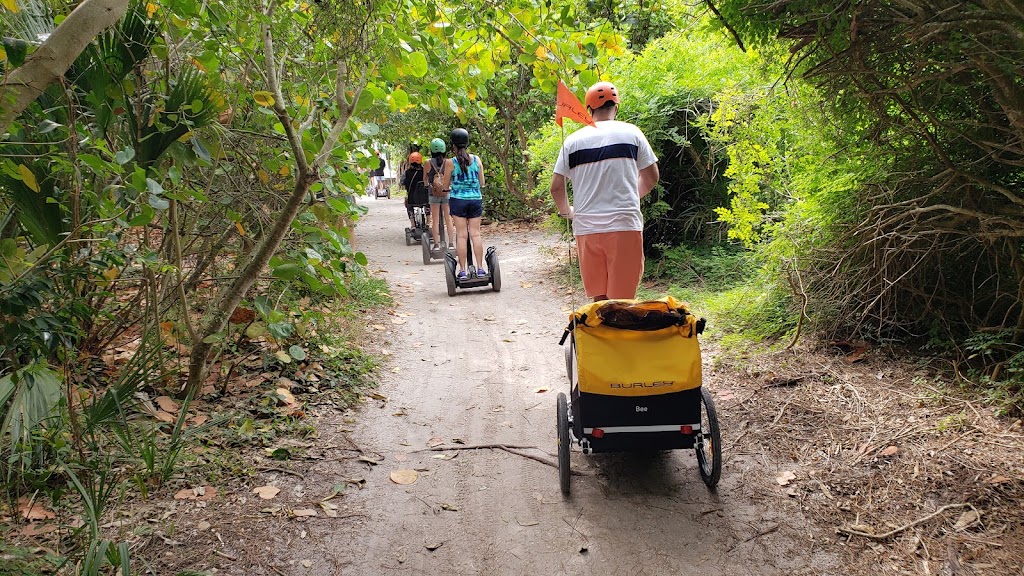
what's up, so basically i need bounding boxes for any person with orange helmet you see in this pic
[402,151,426,228]
[549,80,660,301]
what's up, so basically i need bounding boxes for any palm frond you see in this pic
[69,0,158,134]
[134,64,225,168]
[0,362,63,479]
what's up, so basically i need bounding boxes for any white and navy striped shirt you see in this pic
[553,120,657,236]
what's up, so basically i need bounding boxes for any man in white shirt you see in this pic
[550,81,660,301]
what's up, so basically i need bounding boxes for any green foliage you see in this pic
[646,243,752,292]
[0,362,62,481]
[0,542,63,575]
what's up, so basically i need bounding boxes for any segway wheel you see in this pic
[421,233,432,265]
[696,387,722,489]
[444,258,457,297]
[557,392,571,495]
[489,253,501,292]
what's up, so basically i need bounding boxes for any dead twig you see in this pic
[214,550,238,561]
[257,466,305,479]
[836,503,973,541]
[727,523,780,552]
[415,443,590,473]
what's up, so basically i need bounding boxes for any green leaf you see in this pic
[288,345,306,361]
[407,52,428,77]
[390,89,409,109]
[129,205,156,227]
[272,262,301,280]
[37,120,62,134]
[0,238,17,258]
[354,252,368,266]
[115,147,136,165]
[146,178,164,195]
[191,138,211,163]
[274,350,292,364]
[148,195,170,210]
[269,321,294,341]
[2,37,27,67]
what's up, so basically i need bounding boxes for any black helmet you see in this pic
[450,128,469,147]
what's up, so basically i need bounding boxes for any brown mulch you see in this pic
[708,341,1024,576]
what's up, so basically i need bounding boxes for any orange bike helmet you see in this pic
[585,81,620,110]
[408,152,423,164]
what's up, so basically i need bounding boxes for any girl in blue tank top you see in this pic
[443,128,487,279]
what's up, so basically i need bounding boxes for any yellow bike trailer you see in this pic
[556,297,721,494]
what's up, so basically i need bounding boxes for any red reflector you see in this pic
[680,425,693,434]
[591,428,605,439]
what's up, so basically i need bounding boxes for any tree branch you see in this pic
[0,0,130,133]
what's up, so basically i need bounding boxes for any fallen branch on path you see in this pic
[416,443,557,468]
[837,503,974,541]
[727,523,779,552]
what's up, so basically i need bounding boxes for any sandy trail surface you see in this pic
[295,196,836,575]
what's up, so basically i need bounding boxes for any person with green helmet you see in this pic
[423,137,455,251]
[442,128,487,280]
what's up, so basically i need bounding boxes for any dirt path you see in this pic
[290,196,838,575]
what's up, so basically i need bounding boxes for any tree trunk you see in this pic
[184,172,316,394]
[0,0,130,133]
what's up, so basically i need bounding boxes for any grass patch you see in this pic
[0,543,63,575]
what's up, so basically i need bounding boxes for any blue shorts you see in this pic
[449,197,483,219]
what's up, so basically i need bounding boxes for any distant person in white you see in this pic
[550,81,660,301]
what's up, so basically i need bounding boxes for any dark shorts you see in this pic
[449,197,483,219]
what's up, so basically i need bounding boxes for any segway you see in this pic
[421,218,450,264]
[405,182,431,246]
[443,236,500,296]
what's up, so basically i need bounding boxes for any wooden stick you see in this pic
[417,444,558,468]
[728,523,779,552]
[837,503,973,541]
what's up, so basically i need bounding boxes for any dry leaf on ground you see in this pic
[274,387,297,408]
[775,471,797,486]
[879,446,899,457]
[155,396,179,412]
[953,510,980,531]
[253,486,281,500]
[292,508,318,517]
[153,410,176,423]
[16,496,55,521]
[173,486,218,501]
[427,437,444,448]
[390,470,419,485]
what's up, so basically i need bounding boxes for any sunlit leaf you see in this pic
[17,165,38,192]
[253,91,275,107]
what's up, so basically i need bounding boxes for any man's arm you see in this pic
[638,163,660,199]
[550,173,572,217]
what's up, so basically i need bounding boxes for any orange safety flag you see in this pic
[555,80,596,128]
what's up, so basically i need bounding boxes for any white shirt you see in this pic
[553,120,658,236]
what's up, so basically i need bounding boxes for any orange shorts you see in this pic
[576,231,644,299]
